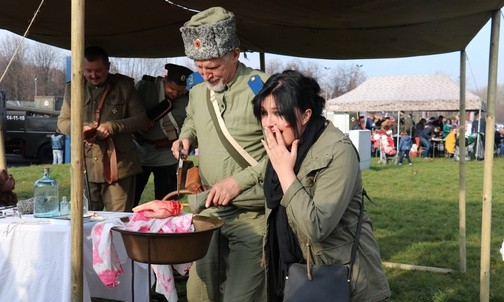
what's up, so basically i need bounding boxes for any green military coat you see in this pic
[180,63,269,212]
[57,73,147,182]
[266,122,391,302]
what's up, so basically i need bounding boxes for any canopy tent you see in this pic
[0,0,502,59]
[0,1,502,301]
[327,74,484,112]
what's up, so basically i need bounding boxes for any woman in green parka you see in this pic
[252,70,391,302]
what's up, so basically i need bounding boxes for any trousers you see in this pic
[88,175,136,212]
[420,137,432,157]
[187,208,266,302]
[134,164,177,206]
[398,149,412,164]
[52,150,64,164]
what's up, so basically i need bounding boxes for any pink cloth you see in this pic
[91,218,124,287]
[91,212,194,301]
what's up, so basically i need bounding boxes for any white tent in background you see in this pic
[327,74,483,112]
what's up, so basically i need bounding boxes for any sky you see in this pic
[240,17,504,94]
[1,15,503,93]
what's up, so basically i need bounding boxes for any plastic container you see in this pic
[33,167,60,218]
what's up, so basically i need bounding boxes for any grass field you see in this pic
[6,154,504,301]
[362,155,504,301]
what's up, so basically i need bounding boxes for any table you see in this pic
[0,211,152,302]
[431,138,445,158]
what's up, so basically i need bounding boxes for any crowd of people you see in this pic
[362,110,504,164]
[57,6,391,302]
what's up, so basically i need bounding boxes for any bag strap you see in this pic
[93,84,112,127]
[347,188,367,281]
[165,111,180,135]
[90,81,118,184]
[304,188,368,283]
[206,90,258,168]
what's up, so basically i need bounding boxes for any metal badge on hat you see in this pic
[194,39,202,49]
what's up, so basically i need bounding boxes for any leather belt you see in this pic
[103,137,118,184]
[132,132,175,149]
[86,82,118,184]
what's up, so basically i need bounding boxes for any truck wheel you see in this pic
[37,144,53,164]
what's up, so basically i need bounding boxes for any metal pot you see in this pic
[112,215,224,264]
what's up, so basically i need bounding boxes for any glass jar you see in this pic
[83,194,89,215]
[33,167,60,218]
[67,194,89,215]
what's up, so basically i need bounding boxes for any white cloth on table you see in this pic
[91,212,194,302]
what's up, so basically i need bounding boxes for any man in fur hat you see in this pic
[174,6,269,301]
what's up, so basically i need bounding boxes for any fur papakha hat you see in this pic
[180,7,240,60]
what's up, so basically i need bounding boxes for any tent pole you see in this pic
[70,0,85,301]
[475,107,482,157]
[259,52,266,72]
[0,121,6,169]
[396,110,400,162]
[480,9,500,302]
[458,50,467,274]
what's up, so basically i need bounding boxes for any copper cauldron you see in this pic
[112,215,224,264]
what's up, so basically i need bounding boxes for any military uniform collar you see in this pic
[219,62,246,92]
[86,74,112,89]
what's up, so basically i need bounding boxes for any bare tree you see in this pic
[31,43,64,96]
[266,59,367,100]
[266,58,323,80]
[112,57,173,81]
[0,35,32,101]
[265,58,285,75]
[283,59,323,81]
[475,84,504,123]
[328,64,366,98]
[497,84,504,123]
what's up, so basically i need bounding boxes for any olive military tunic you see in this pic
[180,63,269,302]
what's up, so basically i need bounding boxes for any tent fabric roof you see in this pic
[327,74,483,112]
[0,0,503,59]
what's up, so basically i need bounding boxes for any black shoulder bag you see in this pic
[283,189,369,302]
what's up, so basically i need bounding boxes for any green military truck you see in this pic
[1,91,60,163]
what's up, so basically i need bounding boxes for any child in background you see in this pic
[445,126,458,157]
[398,129,413,165]
[50,129,65,164]
[381,130,397,156]
[371,129,383,156]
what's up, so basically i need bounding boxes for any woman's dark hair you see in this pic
[252,70,325,138]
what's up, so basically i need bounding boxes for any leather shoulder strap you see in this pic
[93,84,112,127]
[206,90,258,169]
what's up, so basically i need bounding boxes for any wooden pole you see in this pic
[70,0,85,301]
[480,10,500,302]
[382,262,456,274]
[0,122,6,170]
[458,50,467,273]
